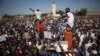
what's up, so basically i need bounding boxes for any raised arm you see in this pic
[29,8,34,12]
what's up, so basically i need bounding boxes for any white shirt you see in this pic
[67,12,74,28]
[35,11,42,20]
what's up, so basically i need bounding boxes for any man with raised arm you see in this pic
[30,8,42,20]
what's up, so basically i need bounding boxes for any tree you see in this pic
[2,14,14,21]
[2,14,9,18]
[41,13,47,17]
[75,8,87,16]
[57,10,64,16]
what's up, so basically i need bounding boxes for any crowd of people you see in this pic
[0,8,100,56]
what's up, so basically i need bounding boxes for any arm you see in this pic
[29,8,34,12]
[61,14,68,18]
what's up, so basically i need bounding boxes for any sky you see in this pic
[0,0,100,16]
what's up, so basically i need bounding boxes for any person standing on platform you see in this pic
[58,8,74,50]
[64,26,73,50]
[58,8,74,32]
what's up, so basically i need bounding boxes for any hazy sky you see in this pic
[0,0,100,16]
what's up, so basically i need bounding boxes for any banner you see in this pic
[44,31,52,39]
[55,41,68,52]
[0,34,6,42]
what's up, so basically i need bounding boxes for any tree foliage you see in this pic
[75,8,87,16]
[41,13,47,17]
[57,10,64,16]
[2,14,14,21]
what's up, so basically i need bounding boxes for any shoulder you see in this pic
[67,12,74,16]
[67,12,73,15]
[67,12,71,16]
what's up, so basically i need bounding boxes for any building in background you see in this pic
[51,0,60,19]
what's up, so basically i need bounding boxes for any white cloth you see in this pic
[67,12,74,28]
[35,11,42,20]
[90,32,96,39]
[91,50,97,54]
[79,35,84,47]
[85,50,89,56]
[55,41,68,52]
[78,31,81,37]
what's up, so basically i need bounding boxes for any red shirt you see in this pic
[37,21,44,32]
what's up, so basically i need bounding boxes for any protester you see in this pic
[37,20,44,41]
[58,8,74,32]
[0,8,100,56]
[30,8,42,20]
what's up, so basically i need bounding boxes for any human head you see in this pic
[65,8,70,13]
[37,9,40,11]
